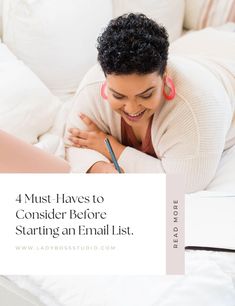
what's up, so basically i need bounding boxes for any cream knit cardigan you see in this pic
[65,29,235,193]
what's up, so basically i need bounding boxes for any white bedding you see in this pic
[34,98,74,159]
[0,40,61,144]
[6,250,235,306]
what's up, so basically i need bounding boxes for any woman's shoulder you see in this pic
[168,55,222,88]
[168,55,231,111]
[68,64,120,135]
[76,64,105,94]
[151,56,232,152]
[72,63,108,112]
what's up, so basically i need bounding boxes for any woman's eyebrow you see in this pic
[137,86,155,96]
[108,86,155,97]
[108,87,126,97]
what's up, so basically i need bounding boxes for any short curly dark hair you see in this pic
[97,13,169,76]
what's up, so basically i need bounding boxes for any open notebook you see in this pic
[185,192,235,251]
[0,130,70,173]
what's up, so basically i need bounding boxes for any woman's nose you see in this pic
[124,100,141,113]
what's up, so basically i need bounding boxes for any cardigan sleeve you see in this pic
[118,147,164,173]
[118,148,222,193]
[64,84,111,173]
[66,147,110,173]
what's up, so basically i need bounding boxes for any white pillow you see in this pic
[6,255,235,306]
[184,0,235,30]
[112,0,185,42]
[0,41,61,144]
[2,0,112,100]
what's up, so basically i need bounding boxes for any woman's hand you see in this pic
[68,113,106,154]
[68,113,125,160]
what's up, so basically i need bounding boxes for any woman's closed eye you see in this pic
[113,94,125,100]
[140,93,153,99]
[113,93,153,100]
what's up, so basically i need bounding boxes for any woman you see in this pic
[65,13,235,193]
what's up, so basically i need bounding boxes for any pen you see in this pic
[104,138,122,173]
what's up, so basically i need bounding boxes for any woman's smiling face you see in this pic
[106,72,165,126]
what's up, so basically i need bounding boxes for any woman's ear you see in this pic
[101,81,108,100]
[162,74,176,101]
[163,67,168,79]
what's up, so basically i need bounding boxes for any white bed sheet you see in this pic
[205,145,235,193]
[6,250,235,306]
[34,97,74,159]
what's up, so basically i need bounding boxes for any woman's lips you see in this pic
[123,110,146,122]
